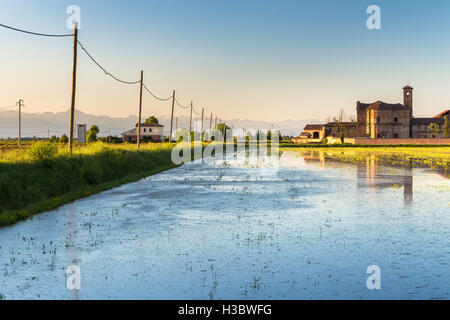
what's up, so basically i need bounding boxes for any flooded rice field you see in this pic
[0,150,449,299]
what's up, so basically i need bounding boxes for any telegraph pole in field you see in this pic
[137,70,144,148]
[169,90,175,142]
[201,107,204,142]
[17,99,24,145]
[189,101,193,136]
[209,113,213,131]
[69,23,78,154]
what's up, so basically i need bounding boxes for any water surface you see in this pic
[0,150,449,299]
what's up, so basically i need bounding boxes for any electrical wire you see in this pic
[193,107,203,116]
[77,40,141,85]
[174,97,191,109]
[0,23,74,37]
[142,83,173,102]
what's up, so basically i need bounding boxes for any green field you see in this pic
[0,142,177,227]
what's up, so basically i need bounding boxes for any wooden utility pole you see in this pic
[201,107,204,142]
[209,113,213,131]
[69,23,78,154]
[169,90,175,142]
[215,116,217,128]
[137,70,144,148]
[175,117,178,130]
[17,99,24,145]
[189,101,193,135]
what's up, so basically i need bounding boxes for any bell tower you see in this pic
[403,85,413,117]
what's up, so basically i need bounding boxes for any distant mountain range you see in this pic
[0,109,320,138]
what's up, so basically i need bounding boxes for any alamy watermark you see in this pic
[366,5,381,30]
[170,128,280,167]
[66,5,81,30]
[366,265,381,290]
[66,264,81,290]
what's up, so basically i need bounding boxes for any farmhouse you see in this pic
[297,86,449,143]
[121,123,164,142]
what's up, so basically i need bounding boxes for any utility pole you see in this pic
[169,90,175,142]
[68,23,78,154]
[189,101,193,136]
[209,113,213,131]
[175,117,178,131]
[137,70,144,148]
[17,99,24,145]
[48,128,50,140]
[201,107,204,142]
[215,116,217,128]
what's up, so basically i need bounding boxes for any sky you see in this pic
[1,0,450,122]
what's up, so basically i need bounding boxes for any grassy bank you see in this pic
[0,142,176,227]
[283,146,450,176]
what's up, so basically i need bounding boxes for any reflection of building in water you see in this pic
[356,156,413,206]
[301,151,326,165]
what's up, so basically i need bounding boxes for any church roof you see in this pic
[403,85,414,90]
[367,101,410,111]
[411,118,445,125]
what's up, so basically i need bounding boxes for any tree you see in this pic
[59,134,69,143]
[443,115,449,138]
[215,123,230,141]
[427,122,439,138]
[333,109,346,144]
[87,125,100,143]
[49,135,58,143]
[144,116,159,124]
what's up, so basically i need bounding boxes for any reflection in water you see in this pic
[300,151,414,206]
[356,156,413,207]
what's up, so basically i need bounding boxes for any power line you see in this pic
[0,23,74,37]
[142,83,173,102]
[77,40,141,85]
[174,97,190,109]
[193,107,202,116]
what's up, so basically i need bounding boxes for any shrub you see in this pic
[28,142,58,162]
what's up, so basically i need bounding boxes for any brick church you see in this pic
[356,86,448,139]
[299,85,448,141]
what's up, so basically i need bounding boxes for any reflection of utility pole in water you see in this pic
[403,167,413,207]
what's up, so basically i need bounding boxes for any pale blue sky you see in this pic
[1,0,449,121]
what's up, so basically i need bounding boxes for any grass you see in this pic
[0,142,177,227]
[282,146,450,176]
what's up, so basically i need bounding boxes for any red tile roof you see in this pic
[304,124,323,130]
[134,122,164,127]
[433,110,449,118]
